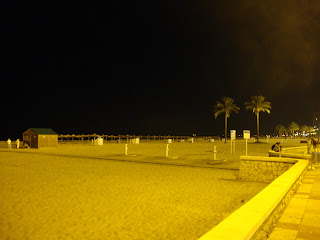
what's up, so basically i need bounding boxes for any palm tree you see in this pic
[275,124,286,137]
[299,125,314,137]
[306,126,315,136]
[288,122,299,137]
[245,96,271,142]
[299,125,307,136]
[214,97,240,143]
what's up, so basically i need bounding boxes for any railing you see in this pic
[58,134,216,141]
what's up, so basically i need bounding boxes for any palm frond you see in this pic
[214,109,224,119]
[245,96,271,114]
[213,97,240,119]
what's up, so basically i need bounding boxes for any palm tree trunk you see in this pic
[257,112,260,142]
[225,114,227,144]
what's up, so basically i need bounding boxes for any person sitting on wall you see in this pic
[271,142,282,152]
[278,142,282,152]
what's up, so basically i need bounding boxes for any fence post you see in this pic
[166,144,169,157]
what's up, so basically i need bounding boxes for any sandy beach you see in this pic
[0,139,303,239]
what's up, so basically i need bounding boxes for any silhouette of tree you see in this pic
[214,97,240,143]
[275,124,286,137]
[288,122,299,137]
[245,96,271,142]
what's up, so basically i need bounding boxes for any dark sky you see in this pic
[2,1,320,140]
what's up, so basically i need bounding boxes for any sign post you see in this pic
[230,130,236,154]
[243,130,250,156]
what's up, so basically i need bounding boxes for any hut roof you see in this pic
[25,128,58,135]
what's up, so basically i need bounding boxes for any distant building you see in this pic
[23,128,58,148]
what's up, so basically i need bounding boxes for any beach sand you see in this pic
[0,139,302,239]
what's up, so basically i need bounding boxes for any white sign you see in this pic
[230,130,236,140]
[243,130,250,139]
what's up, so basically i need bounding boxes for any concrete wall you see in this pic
[198,157,309,240]
[268,150,311,160]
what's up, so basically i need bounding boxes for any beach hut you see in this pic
[23,128,58,148]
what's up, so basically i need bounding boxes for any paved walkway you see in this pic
[0,148,240,170]
[268,166,320,240]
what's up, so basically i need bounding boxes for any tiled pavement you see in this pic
[268,167,320,240]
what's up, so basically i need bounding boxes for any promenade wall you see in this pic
[239,156,296,183]
[198,154,309,240]
[268,149,311,160]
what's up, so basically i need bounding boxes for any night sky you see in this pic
[2,1,320,140]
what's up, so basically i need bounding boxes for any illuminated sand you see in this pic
[0,140,302,239]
